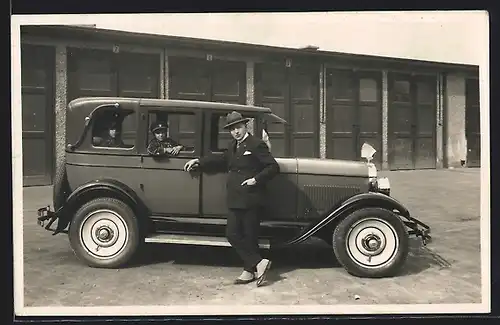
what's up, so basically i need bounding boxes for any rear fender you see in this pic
[283,192,411,246]
[55,179,149,233]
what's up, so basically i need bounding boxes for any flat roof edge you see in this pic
[20,25,480,72]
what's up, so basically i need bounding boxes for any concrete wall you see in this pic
[54,45,67,189]
[445,74,467,168]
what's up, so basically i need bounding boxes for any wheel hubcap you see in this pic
[346,217,399,268]
[96,226,114,242]
[363,234,382,252]
[79,209,129,260]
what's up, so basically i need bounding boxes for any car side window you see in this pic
[146,110,197,155]
[209,112,257,153]
[91,108,136,149]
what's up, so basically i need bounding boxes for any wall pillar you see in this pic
[445,74,467,168]
[436,73,444,168]
[246,61,255,133]
[319,64,326,159]
[54,45,67,188]
[162,50,169,99]
[381,70,389,170]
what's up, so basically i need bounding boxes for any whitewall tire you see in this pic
[332,207,409,278]
[69,197,140,268]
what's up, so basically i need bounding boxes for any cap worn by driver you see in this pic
[151,121,168,133]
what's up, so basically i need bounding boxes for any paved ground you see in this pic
[20,168,482,306]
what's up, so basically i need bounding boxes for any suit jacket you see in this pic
[199,133,280,209]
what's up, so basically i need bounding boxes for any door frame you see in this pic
[465,77,481,167]
[325,68,383,167]
[388,72,437,170]
[254,61,320,158]
[357,70,383,166]
[21,44,56,187]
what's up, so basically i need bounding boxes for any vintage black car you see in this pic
[37,97,431,278]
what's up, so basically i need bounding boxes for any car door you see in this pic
[139,106,203,216]
[200,111,297,221]
[200,110,263,218]
[199,110,232,218]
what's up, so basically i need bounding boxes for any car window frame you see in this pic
[84,104,139,156]
[203,110,260,157]
[139,106,203,159]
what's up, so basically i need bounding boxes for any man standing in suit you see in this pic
[184,111,280,287]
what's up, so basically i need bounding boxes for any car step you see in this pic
[144,234,271,249]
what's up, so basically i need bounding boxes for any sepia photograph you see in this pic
[11,11,490,317]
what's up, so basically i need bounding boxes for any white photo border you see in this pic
[11,11,491,317]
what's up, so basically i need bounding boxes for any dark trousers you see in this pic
[226,207,262,273]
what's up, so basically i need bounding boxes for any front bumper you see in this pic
[37,205,66,235]
[402,215,432,245]
[369,177,431,244]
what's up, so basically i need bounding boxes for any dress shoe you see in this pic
[255,259,272,287]
[234,270,256,284]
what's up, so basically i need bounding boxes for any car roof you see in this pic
[68,97,273,114]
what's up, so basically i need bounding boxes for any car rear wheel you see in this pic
[69,197,140,268]
[332,207,409,278]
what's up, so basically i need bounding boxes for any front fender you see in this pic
[55,178,147,233]
[282,192,410,246]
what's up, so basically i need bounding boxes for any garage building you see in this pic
[19,25,480,187]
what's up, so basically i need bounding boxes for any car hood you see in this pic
[275,157,369,177]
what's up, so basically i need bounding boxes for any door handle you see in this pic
[188,169,201,179]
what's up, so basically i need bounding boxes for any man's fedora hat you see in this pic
[223,111,251,129]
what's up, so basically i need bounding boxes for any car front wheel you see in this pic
[332,207,409,278]
[69,197,140,268]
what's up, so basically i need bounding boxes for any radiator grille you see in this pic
[301,185,361,216]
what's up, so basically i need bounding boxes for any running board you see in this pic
[144,234,271,249]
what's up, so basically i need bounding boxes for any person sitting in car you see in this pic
[93,119,126,148]
[147,120,183,156]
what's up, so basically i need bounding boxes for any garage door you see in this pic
[68,48,161,100]
[466,78,480,167]
[388,73,437,170]
[168,56,247,147]
[21,44,55,186]
[169,57,246,103]
[67,48,161,143]
[254,62,319,158]
[325,69,383,168]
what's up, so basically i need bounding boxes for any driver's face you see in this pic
[109,128,117,138]
[154,131,166,141]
